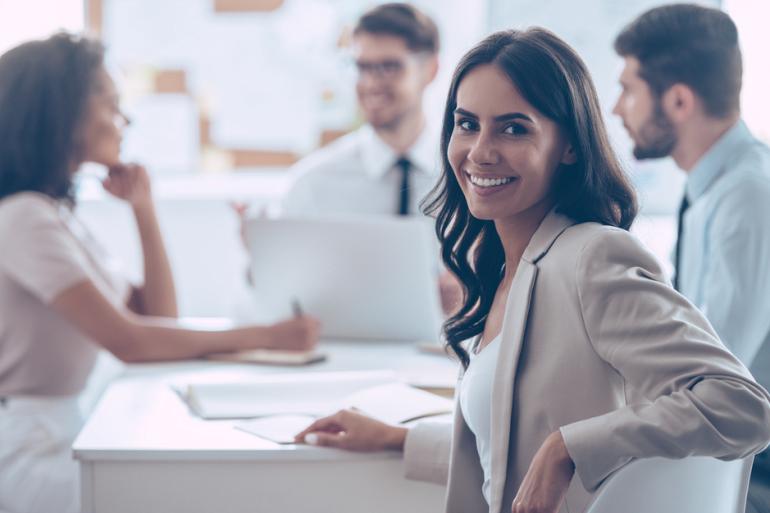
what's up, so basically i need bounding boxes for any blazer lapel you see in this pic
[487,209,575,513]
[487,261,538,513]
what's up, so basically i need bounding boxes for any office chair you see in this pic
[585,456,753,513]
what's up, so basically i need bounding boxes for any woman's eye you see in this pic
[456,119,476,131]
[504,123,527,135]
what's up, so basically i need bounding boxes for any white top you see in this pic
[459,334,501,504]
[281,123,441,217]
[676,120,770,390]
[0,192,130,396]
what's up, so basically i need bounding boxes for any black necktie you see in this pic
[673,194,690,291]
[395,157,412,216]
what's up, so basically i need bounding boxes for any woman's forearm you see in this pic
[53,280,318,364]
[132,201,178,317]
[117,317,274,363]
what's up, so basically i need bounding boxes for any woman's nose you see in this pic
[467,132,499,166]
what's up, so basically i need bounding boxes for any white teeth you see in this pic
[467,174,513,188]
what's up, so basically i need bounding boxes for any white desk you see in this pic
[74,341,456,513]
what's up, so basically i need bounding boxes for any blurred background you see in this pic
[1,0,768,317]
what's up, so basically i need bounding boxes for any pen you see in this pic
[291,299,304,318]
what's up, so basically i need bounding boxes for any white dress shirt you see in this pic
[676,120,770,389]
[281,123,441,217]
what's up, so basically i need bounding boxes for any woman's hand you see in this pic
[102,163,153,210]
[439,270,463,316]
[294,409,408,452]
[511,431,575,513]
[264,316,321,351]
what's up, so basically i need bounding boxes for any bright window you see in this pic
[724,0,770,143]
[0,0,84,55]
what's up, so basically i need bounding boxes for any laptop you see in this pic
[246,216,443,342]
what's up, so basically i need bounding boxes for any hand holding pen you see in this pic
[265,299,320,352]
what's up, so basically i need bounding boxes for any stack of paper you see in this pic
[177,370,391,419]
[175,370,453,424]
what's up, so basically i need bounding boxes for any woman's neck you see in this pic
[495,200,553,280]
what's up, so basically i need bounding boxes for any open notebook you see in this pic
[175,370,453,423]
[203,348,327,366]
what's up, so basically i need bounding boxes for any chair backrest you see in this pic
[585,457,753,513]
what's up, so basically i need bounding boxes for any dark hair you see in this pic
[353,3,439,54]
[614,3,741,119]
[0,33,105,203]
[423,28,637,367]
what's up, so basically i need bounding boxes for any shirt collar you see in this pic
[360,121,441,180]
[522,208,576,264]
[685,119,753,202]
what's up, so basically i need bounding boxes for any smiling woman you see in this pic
[296,28,770,513]
[448,66,574,241]
[428,29,636,367]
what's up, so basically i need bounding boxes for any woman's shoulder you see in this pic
[552,221,635,251]
[0,190,60,211]
[548,221,663,278]
[0,191,63,231]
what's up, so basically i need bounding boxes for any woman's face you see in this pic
[76,67,128,169]
[448,64,575,223]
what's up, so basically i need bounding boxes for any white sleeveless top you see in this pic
[459,334,501,504]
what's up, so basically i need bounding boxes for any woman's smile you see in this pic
[465,171,519,196]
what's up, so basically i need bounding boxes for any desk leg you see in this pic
[79,462,95,513]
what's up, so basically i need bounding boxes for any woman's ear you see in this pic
[561,143,578,165]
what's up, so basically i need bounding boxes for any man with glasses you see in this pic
[241,4,461,314]
[281,2,440,218]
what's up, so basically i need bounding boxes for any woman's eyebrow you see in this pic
[454,108,534,124]
[494,112,534,123]
[454,108,477,118]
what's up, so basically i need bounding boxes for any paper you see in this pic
[180,370,396,419]
[235,415,317,444]
[177,370,453,423]
[347,382,453,425]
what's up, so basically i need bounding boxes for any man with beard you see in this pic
[280,3,440,217]
[613,5,770,512]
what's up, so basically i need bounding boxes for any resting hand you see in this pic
[103,163,152,210]
[511,431,575,513]
[439,270,463,316]
[265,316,321,351]
[294,409,408,452]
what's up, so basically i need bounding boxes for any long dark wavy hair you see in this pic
[423,29,638,367]
[0,33,104,203]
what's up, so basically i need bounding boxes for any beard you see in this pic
[632,100,677,160]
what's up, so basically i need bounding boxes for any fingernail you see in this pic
[305,433,319,445]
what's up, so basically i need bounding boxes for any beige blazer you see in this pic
[403,210,770,513]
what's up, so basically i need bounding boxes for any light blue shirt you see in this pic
[677,120,770,389]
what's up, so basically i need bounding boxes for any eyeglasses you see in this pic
[354,59,407,80]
